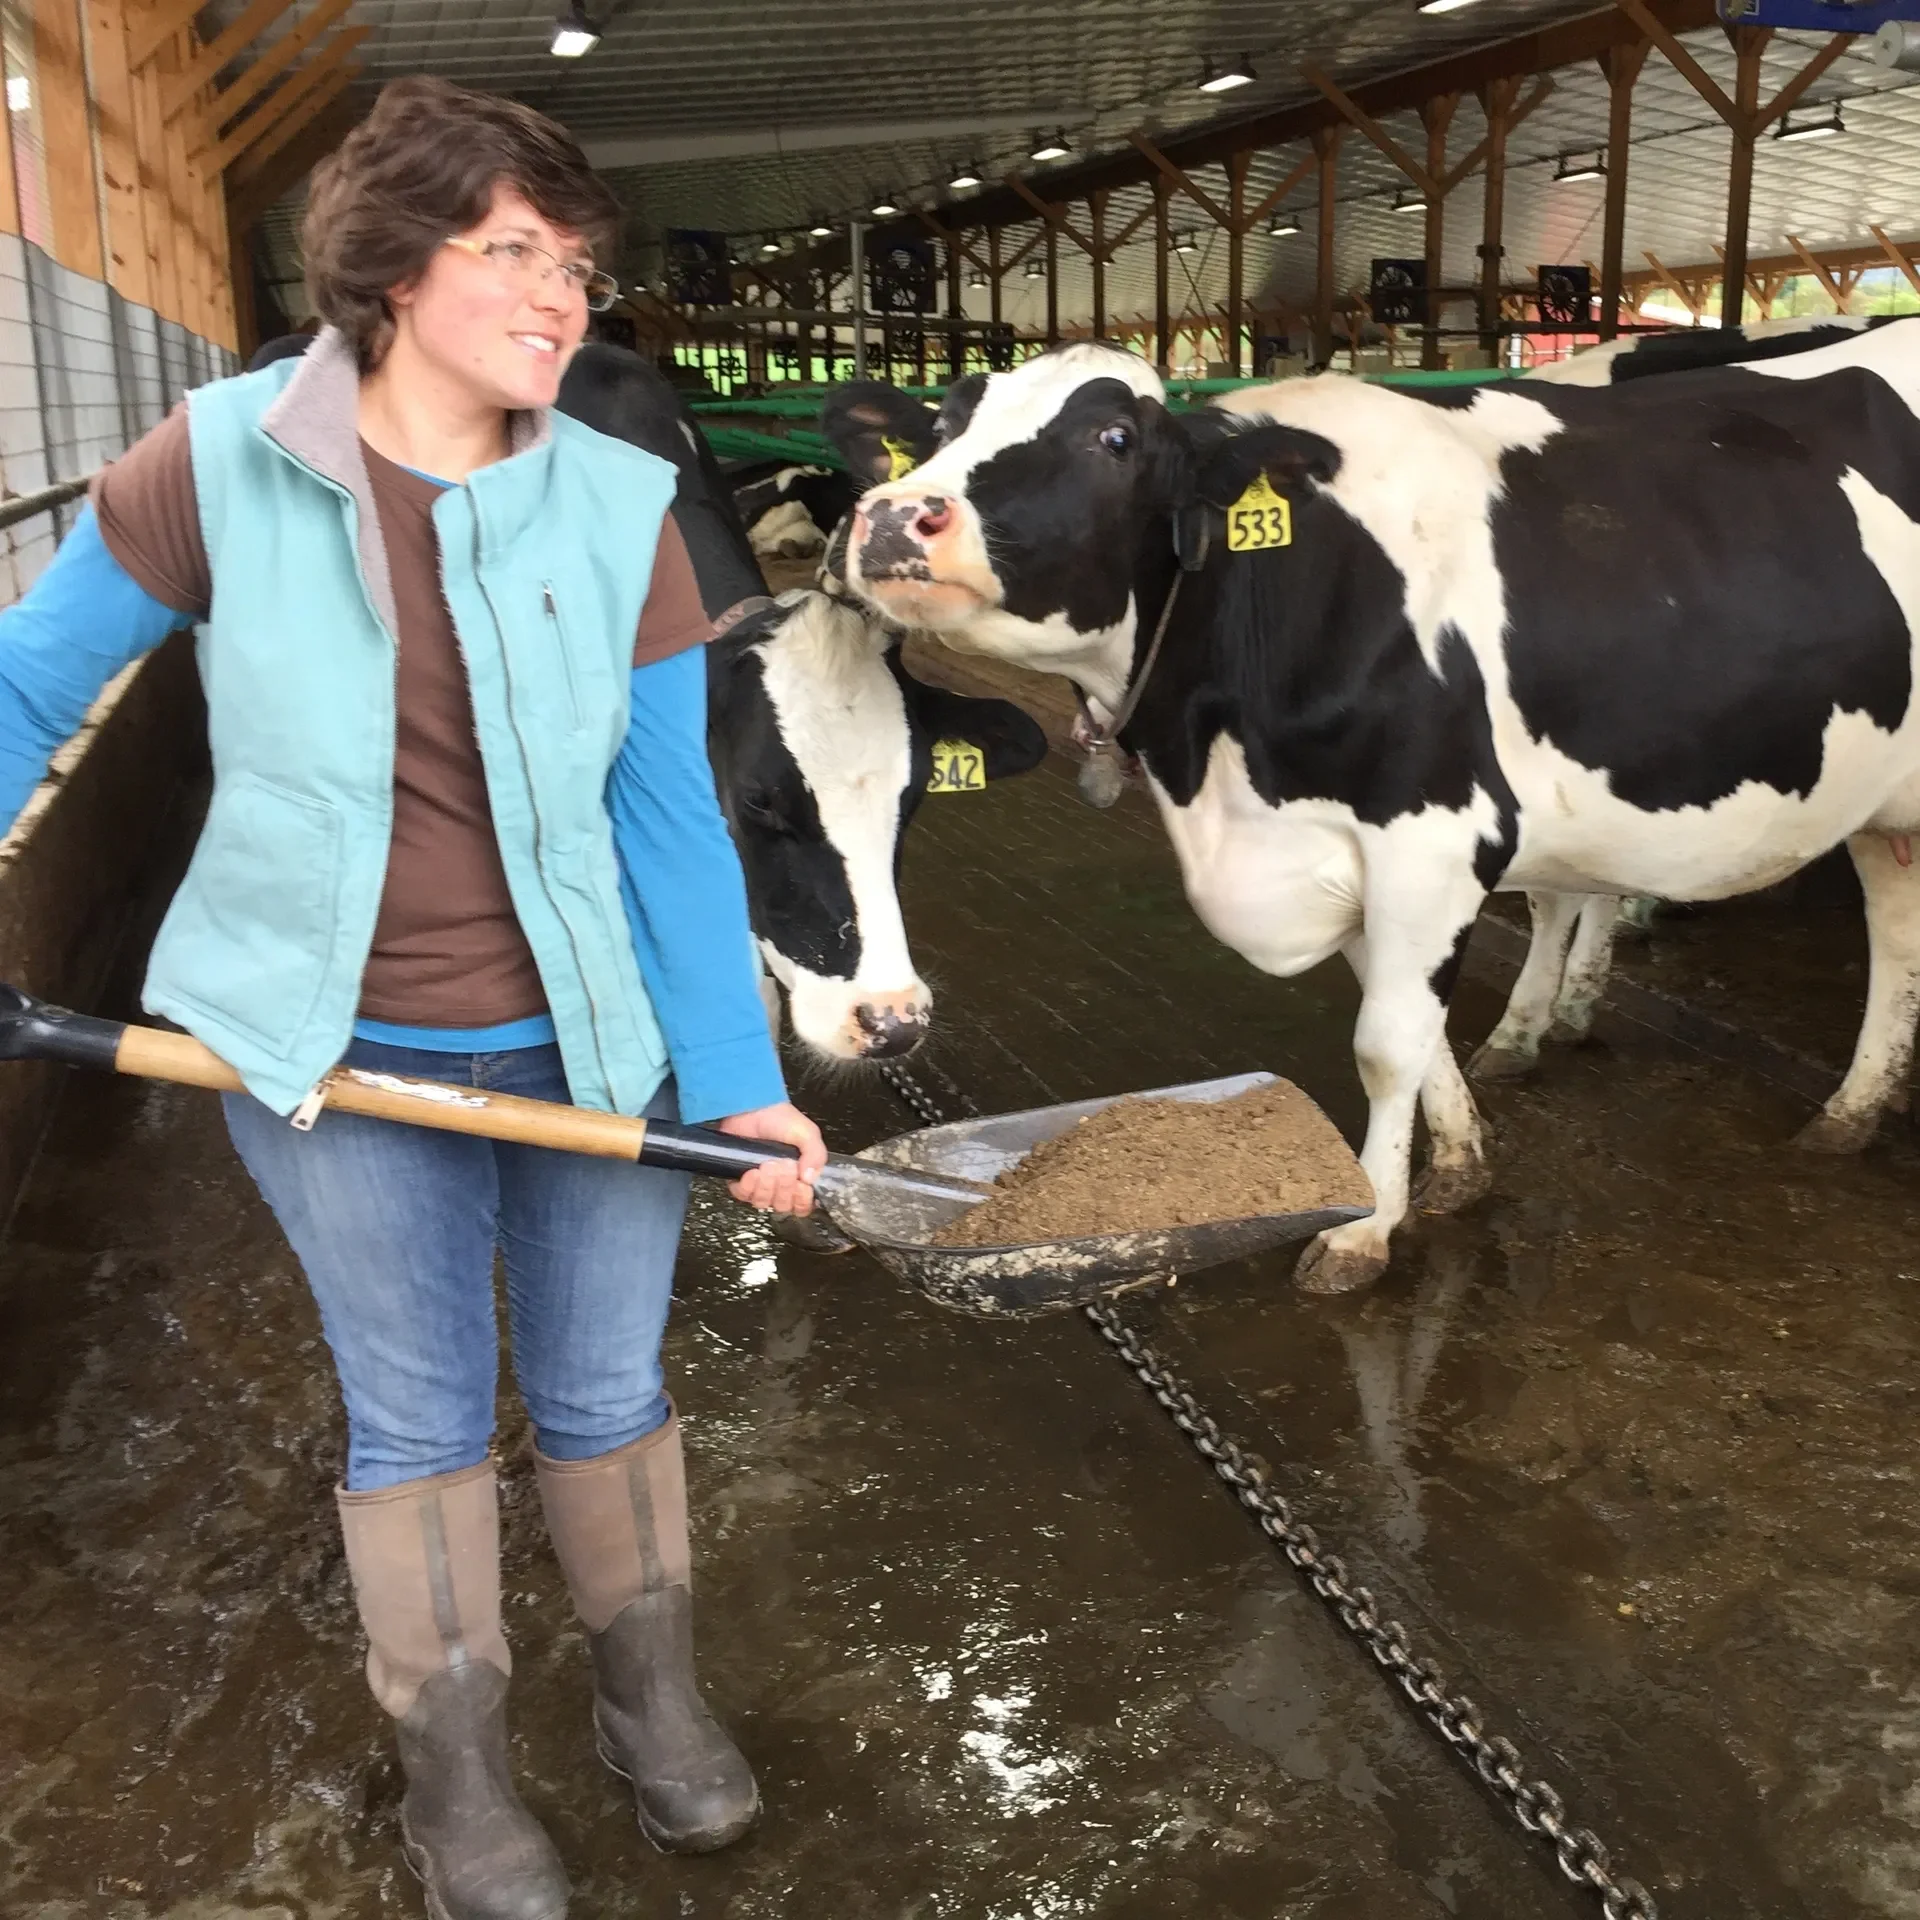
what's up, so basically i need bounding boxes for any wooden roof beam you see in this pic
[187,0,355,151]
[1868,223,1920,301]
[205,31,364,174]
[162,0,301,119]
[901,0,1716,242]
[1004,176,1099,259]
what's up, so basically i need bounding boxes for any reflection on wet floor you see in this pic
[4,753,1920,1917]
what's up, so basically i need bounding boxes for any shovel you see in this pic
[0,984,990,1231]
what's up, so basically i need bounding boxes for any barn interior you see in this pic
[3,3,1920,1918]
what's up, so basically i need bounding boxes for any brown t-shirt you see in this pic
[91,405,711,1028]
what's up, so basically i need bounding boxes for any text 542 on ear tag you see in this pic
[882,436,920,481]
[928,739,987,792]
[1226,473,1293,552]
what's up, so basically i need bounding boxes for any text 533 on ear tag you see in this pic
[928,739,987,792]
[1226,473,1293,552]
[882,436,920,481]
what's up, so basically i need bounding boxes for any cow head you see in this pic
[827,346,1209,711]
[555,343,1049,1064]
[707,590,1045,1061]
[826,347,1349,725]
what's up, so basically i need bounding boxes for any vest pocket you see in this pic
[150,772,345,1058]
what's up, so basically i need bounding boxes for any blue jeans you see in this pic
[224,1039,690,1493]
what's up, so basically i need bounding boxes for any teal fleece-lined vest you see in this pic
[143,327,679,1118]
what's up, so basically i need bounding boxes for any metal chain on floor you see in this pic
[876,1057,1659,1920]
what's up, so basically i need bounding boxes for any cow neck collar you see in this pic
[1076,510,1209,756]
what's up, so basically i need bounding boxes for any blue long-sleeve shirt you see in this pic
[0,503,785,1123]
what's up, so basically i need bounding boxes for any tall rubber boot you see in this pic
[336,1462,571,1920]
[535,1415,758,1853]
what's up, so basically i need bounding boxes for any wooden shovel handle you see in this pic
[116,1023,653,1157]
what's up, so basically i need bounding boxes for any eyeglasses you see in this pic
[444,236,619,312]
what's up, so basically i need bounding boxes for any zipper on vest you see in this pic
[543,581,585,728]
[473,526,615,1098]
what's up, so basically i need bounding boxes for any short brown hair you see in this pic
[302,76,621,369]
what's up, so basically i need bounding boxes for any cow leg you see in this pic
[1546,896,1625,1044]
[1344,933,1490,1216]
[1797,833,1920,1153]
[1468,892,1582,1082]
[1298,900,1485,1296]
[1413,1039,1493,1215]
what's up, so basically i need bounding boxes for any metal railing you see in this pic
[0,473,95,534]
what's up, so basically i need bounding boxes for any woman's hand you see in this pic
[716,1102,828,1215]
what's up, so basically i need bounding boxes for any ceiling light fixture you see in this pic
[549,4,599,57]
[968,271,989,289]
[870,191,902,217]
[1394,186,1428,214]
[1030,129,1071,162]
[1416,0,1483,14]
[949,160,984,190]
[760,239,781,255]
[1554,152,1606,183]
[1774,104,1845,142]
[1198,54,1255,94]
[1024,259,1046,278]
[1268,216,1301,237]
[808,215,834,238]
[1173,231,1198,254]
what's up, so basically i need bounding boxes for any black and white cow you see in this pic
[556,345,1045,1060]
[1476,315,1918,1136]
[1528,312,1897,389]
[830,329,1920,1291]
[729,462,858,561]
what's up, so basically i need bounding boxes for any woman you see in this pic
[0,75,826,1919]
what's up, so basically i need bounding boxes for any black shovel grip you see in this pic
[636,1120,802,1181]
[0,984,125,1072]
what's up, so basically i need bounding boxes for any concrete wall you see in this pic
[0,233,232,1226]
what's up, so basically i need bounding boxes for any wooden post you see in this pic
[1420,94,1457,370]
[987,225,1003,330]
[1225,150,1249,377]
[1089,189,1107,341]
[1312,127,1341,366]
[1598,40,1647,340]
[1721,26,1767,327]
[1044,219,1058,345]
[1153,176,1171,372]
[1477,78,1517,358]
[32,0,107,278]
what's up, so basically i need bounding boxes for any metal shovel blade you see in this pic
[833,1072,1371,1318]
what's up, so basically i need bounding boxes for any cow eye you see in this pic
[1099,423,1133,457]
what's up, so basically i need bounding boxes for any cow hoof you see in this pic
[1415,1158,1493,1215]
[1294,1237,1389,1297]
[1467,1041,1537,1083]
[1794,1110,1878,1156]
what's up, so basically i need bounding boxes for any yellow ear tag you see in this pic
[1226,472,1293,552]
[882,436,920,480]
[927,739,987,792]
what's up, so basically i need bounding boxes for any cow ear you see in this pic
[904,677,1049,782]
[1194,422,1341,510]
[821,381,942,491]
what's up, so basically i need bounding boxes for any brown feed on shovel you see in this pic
[932,1080,1372,1248]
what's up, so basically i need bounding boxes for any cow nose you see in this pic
[914,495,953,538]
[853,998,930,1058]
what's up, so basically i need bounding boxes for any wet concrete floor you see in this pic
[5,748,1920,1918]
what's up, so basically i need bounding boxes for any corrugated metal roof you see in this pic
[235,0,1920,339]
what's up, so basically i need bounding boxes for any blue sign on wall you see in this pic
[1718,0,1918,29]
